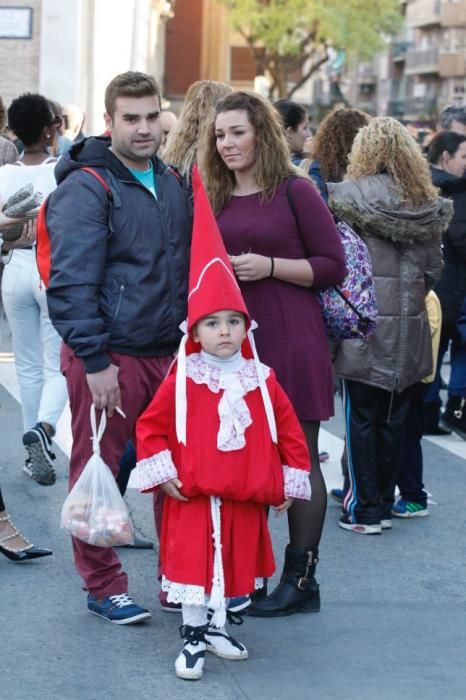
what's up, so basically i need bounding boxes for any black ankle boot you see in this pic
[442,396,466,439]
[248,546,320,617]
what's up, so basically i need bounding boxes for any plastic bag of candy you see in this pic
[60,406,134,547]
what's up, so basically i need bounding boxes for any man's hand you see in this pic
[86,364,121,417]
[273,497,294,516]
[161,478,189,502]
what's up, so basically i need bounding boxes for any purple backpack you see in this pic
[317,219,377,341]
[287,181,377,341]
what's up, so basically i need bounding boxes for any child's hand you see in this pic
[273,497,294,516]
[161,478,189,502]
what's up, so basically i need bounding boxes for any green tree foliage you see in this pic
[220,0,402,97]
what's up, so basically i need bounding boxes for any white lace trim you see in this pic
[186,353,270,394]
[283,465,312,501]
[161,576,266,603]
[127,449,177,491]
[187,354,270,452]
[162,578,207,606]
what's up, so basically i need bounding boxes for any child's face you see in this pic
[193,310,247,357]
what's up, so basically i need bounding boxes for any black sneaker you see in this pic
[22,423,56,485]
[338,511,382,535]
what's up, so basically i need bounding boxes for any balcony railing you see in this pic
[405,47,439,74]
[387,99,405,116]
[404,96,438,116]
[358,64,377,84]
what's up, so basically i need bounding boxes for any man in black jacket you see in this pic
[46,72,192,624]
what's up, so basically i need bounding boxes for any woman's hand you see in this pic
[273,497,294,516]
[161,478,189,502]
[0,203,35,253]
[230,253,272,281]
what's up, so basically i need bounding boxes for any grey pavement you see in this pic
[2,381,466,700]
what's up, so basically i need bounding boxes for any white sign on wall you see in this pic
[0,7,33,39]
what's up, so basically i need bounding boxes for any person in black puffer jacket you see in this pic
[425,131,466,437]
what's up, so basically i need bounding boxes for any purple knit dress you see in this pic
[217,177,346,421]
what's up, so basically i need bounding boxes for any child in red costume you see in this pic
[128,168,311,681]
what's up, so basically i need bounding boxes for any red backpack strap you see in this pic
[36,167,114,288]
[36,198,51,287]
[80,167,113,199]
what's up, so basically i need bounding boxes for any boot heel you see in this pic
[299,595,320,614]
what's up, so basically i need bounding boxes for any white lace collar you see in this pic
[186,352,270,451]
[186,352,269,394]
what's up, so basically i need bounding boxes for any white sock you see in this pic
[182,604,208,628]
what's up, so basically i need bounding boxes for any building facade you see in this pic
[0,0,172,134]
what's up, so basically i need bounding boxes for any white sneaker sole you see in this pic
[381,519,392,529]
[88,609,151,625]
[22,430,56,485]
[392,509,429,519]
[206,646,249,660]
[175,669,203,680]
[339,521,382,535]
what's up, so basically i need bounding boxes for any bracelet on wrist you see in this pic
[269,256,275,278]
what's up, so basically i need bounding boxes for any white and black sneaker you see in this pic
[22,423,56,486]
[175,625,207,680]
[205,625,248,660]
[339,512,382,535]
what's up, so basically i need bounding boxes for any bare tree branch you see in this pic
[287,50,330,98]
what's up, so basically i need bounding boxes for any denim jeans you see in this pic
[1,249,68,431]
[425,321,466,406]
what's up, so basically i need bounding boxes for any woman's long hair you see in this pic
[313,108,370,183]
[200,91,304,214]
[346,117,438,205]
[163,80,232,181]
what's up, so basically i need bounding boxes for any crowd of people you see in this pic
[0,74,464,680]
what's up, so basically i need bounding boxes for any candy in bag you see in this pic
[60,406,134,547]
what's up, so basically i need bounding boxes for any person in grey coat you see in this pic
[328,117,452,535]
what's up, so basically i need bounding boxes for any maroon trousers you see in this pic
[61,345,172,598]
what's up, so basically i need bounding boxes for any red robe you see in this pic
[134,358,311,598]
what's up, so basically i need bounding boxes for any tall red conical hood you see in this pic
[187,165,249,333]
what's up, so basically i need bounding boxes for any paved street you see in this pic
[2,335,466,700]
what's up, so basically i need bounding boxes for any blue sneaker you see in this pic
[392,500,429,518]
[87,593,151,624]
[330,488,344,504]
[228,596,251,613]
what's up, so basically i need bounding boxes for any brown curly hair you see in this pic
[312,108,370,183]
[346,117,438,205]
[200,91,305,214]
[163,80,233,181]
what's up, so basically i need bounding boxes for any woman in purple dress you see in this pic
[200,91,345,616]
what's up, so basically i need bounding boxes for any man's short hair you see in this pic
[104,71,161,117]
[439,105,466,130]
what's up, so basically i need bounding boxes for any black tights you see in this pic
[286,421,327,552]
